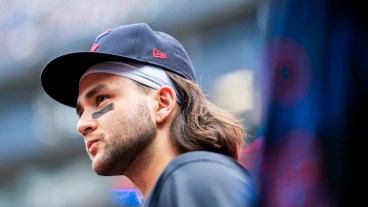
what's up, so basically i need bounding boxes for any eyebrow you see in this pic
[76,84,108,116]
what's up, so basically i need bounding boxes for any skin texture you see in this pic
[77,73,156,175]
[76,72,179,197]
[92,103,114,119]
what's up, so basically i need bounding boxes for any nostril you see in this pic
[83,127,94,136]
[77,125,92,137]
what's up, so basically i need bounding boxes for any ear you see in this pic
[154,86,177,124]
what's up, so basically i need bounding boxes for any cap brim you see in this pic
[41,52,143,108]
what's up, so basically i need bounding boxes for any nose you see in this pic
[77,111,97,137]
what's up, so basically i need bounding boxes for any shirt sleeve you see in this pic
[155,160,257,207]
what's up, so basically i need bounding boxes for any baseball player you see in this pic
[40,23,258,207]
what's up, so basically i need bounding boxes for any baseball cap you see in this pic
[41,23,196,107]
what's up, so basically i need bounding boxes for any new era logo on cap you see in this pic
[41,23,197,108]
[152,48,167,59]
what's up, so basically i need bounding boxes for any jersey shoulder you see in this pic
[144,151,258,207]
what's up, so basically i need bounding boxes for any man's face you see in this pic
[76,73,156,175]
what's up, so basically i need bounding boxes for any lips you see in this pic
[86,140,98,154]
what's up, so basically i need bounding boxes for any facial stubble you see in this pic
[93,100,156,176]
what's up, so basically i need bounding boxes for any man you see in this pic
[41,23,258,206]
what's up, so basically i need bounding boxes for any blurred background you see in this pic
[0,0,366,206]
[0,0,262,206]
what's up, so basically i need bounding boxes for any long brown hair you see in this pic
[166,71,246,160]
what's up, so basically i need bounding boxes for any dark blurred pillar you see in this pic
[257,0,367,206]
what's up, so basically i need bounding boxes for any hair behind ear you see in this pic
[166,71,246,160]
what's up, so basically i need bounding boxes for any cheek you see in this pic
[140,99,156,123]
[92,103,114,119]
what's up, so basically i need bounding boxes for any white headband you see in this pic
[80,61,182,103]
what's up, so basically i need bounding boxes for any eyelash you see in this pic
[96,95,109,106]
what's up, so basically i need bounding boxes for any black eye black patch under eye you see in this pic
[92,103,114,119]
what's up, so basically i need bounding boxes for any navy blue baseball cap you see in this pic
[41,23,196,107]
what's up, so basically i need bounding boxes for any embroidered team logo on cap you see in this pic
[152,48,167,59]
[90,29,112,52]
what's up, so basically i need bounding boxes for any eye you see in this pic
[96,95,108,106]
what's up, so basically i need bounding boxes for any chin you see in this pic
[92,156,124,176]
[92,156,108,175]
[92,163,112,176]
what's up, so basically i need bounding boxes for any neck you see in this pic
[125,131,178,198]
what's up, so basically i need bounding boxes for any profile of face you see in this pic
[76,73,156,176]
